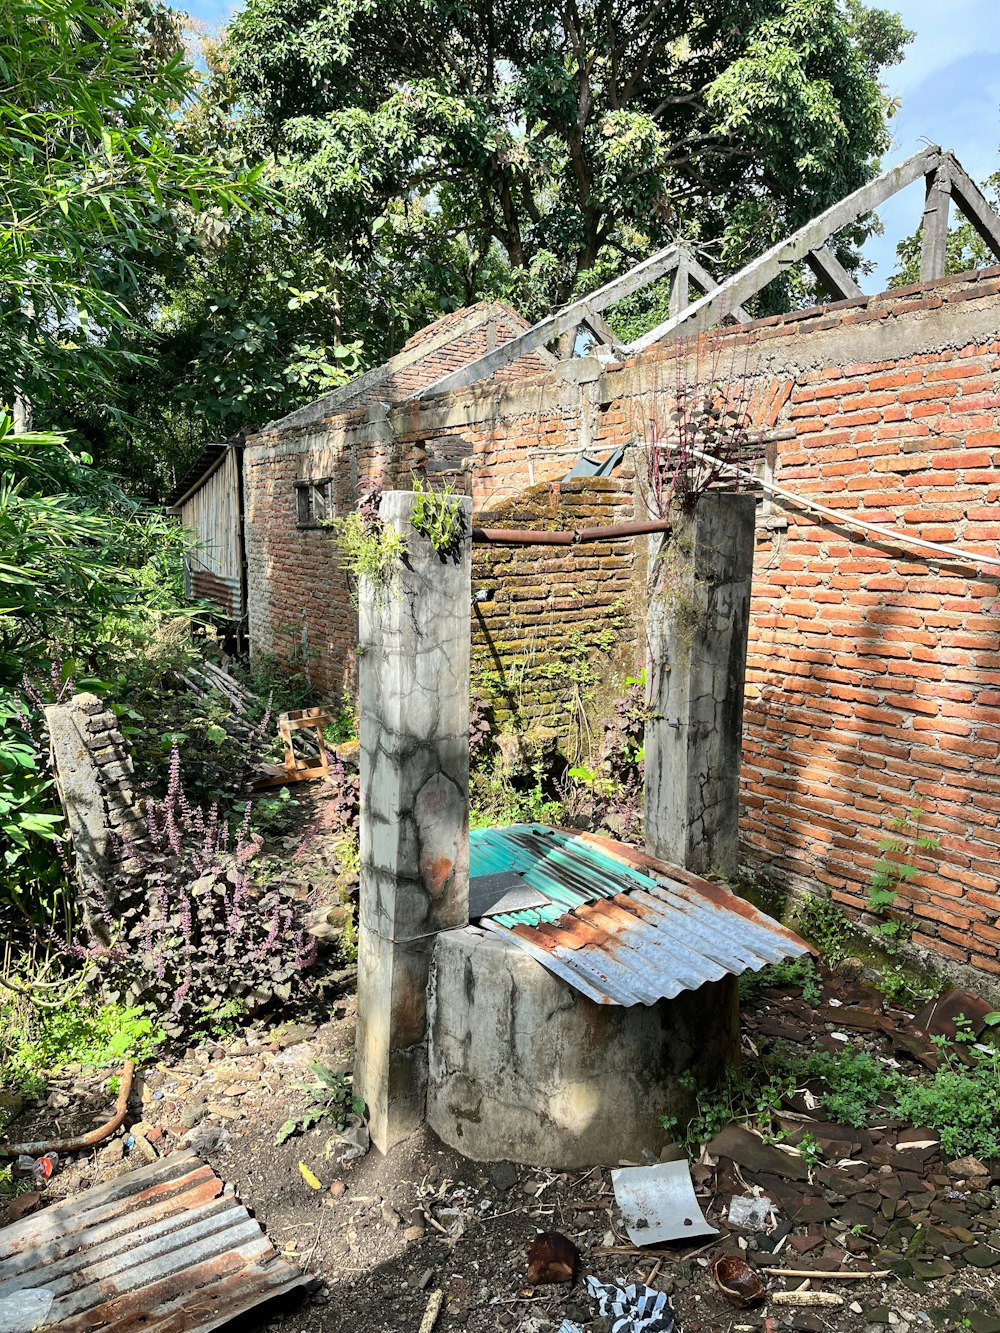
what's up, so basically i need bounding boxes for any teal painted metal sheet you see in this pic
[468,825,812,1006]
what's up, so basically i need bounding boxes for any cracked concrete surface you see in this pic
[354,491,472,1152]
[427,927,740,1167]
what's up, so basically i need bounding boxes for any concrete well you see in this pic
[426,925,740,1168]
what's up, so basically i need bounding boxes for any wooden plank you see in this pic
[625,146,941,352]
[946,153,1000,260]
[805,244,865,299]
[921,161,951,282]
[410,245,681,400]
[685,253,751,324]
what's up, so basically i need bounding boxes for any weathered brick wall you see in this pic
[244,269,1000,981]
[472,476,644,744]
[244,412,424,698]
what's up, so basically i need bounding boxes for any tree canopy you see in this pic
[48,0,914,493]
[225,0,911,317]
[0,0,258,412]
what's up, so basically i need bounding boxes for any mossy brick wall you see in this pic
[471,476,644,744]
[244,268,1000,982]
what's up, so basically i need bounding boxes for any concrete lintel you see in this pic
[553,355,609,386]
[246,274,1000,455]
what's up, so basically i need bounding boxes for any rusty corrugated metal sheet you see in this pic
[469,825,811,1006]
[0,1150,310,1332]
[190,568,242,620]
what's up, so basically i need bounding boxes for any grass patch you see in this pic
[0,983,164,1095]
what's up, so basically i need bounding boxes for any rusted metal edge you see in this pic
[473,826,812,1005]
[572,831,816,955]
[0,1151,310,1332]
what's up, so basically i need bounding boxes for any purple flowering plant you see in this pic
[104,746,318,1037]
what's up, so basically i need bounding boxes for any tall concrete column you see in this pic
[354,489,472,1152]
[644,492,756,876]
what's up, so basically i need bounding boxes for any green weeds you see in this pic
[410,475,466,560]
[793,890,857,969]
[328,492,407,609]
[469,760,564,829]
[739,957,822,1006]
[867,806,940,941]
[274,1062,365,1144]
[667,1035,1000,1163]
[0,980,164,1094]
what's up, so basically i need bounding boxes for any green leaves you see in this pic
[221,0,910,331]
[0,414,194,683]
[275,1118,299,1145]
[274,1063,367,1144]
[866,806,940,936]
[0,0,265,410]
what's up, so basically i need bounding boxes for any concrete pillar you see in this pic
[354,489,472,1152]
[644,492,756,876]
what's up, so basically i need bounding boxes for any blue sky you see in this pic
[181,0,999,290]
[867,0,1000,287]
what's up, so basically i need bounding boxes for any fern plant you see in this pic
[867,806,940,939]
[410,475,467,560]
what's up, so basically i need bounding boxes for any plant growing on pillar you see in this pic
[410,475,467,561]
[328,488,407,610]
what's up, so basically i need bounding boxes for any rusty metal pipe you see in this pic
[472,517,673,546]
[573,518,673,541]
[472,526,574,546]
[0,1059,135,1157]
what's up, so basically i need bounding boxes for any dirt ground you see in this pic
[5,973,1000,1333]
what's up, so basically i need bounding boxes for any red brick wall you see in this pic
[740,331,1000,978]
[245,270,1000,980]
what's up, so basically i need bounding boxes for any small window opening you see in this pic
[294,477,335,528]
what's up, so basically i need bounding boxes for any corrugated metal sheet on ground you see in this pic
[0,1150,309,1332]
[469,825,811,1006]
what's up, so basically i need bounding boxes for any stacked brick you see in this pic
[46,693,148,943]
[63,693,146,848]
[471,477,643,739]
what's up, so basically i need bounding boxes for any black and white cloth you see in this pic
[556,1276,675,1333]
